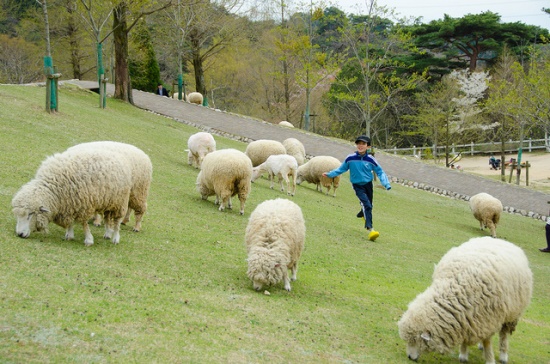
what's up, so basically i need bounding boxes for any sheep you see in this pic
[398,237,533,364]
[245,198,306,292]
[251,154,298,196]
[196,148,253,214]
[244,139,287,167]
[282,137,306,166]
[296,156,341,197]
[469,192,503,238]
[278,121,294,128]
[68,141,152,233]
[187,92,203,105]
[12,147,134,246]
[186,132,216,169]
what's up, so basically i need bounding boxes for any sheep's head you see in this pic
[12,205,51,238]
[247,251,285,291]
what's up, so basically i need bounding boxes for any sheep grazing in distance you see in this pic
[68,141,152,234]
[398,237,533,364]
[246,198,306,292]
[282,137,306,166]
[186,131,216,169]
[296,156,341,197]
[12,147,134,246]
[244,139,286,167]
[278,121,294,128]
[251,154,298,196]
[187,92,203,105]
[196,148,253,214]
[469,192,503,238]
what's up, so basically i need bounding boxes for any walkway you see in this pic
[65,80,550,218]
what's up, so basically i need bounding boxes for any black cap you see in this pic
[355,135,371,145]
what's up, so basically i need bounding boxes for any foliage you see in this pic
[129,20,161,92]
[0,84,549,363]
[0,34,42,83]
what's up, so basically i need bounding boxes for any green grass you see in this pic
[0,84,548,363]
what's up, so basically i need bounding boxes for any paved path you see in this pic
[66,80,550,218]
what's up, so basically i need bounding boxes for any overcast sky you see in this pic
[335,0,549,30]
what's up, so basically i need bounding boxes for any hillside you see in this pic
[0,84,548,363]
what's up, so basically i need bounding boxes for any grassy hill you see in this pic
[0,84,548,363]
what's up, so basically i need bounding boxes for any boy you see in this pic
[323,135,391,241]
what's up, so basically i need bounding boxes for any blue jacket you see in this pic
[326,151,391,189]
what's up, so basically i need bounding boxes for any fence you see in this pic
[382,138,550,158]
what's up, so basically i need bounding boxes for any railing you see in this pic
[382,138,550,158]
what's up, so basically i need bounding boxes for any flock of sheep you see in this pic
[10,129,533,363]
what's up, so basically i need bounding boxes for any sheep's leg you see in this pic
[332,183,337,197]
[281,174,288,193]
[64,225,75,240]
[481,337,496,364]
[269,173,275,189]
[283,269,291,291]
[82,222,94,247]
[238,191,247,215]
[122,208,132,226]
[110,217,123,244]
[458,342,469,362]
[289,173,296,196]
[498,323,514,364]
[92,213,102,227]
[290,262,298,281]
[131,204,146,232]
[486,220,497,238]
[103,211,114,239]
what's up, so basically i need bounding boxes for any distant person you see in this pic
[540,203,550,253]
[323,135,391,242]
[489,155,500,170]
[156,83,169,97]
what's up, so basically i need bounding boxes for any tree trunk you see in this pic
[113,2,132,103]
[66,2,82,79]
[190,36,206,95]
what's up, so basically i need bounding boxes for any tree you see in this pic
[0,34,42,83]
[128,19,161,92]
[412,11,548,72]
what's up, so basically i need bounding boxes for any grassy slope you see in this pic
[0,85,548,363]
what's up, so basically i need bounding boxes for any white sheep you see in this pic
[282,137,306,166]
[469,192,503,238]
[196,148,253,214]
[251,154,298,196]
[244,139,286,167]
[278,121,294,128]
[186,132,216,169]
[68,141,152,233]
[246,198,305,291]
[12,147,134,246]
[187,92,203,105]
[398,237,533,364]
[296,156,341,197]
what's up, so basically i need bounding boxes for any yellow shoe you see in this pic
[368,230,380,241]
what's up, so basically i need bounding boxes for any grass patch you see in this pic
[0,84,549,363]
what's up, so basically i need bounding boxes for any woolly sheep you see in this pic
[296,156,341,197]
[469,192,503,238]
[186,132,216,169]
[69,141,152,233]
[398,237,533,364]
[196,148,253,214]
[251,154,298,196]
[12,147,133,246]
[282,137,306,166]
[278,121,294,128]
[245,198,305,291]
[244,139,287,167]
[188,92,203,105]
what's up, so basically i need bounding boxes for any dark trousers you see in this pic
[353,182,373,229]
[546,223,550,248]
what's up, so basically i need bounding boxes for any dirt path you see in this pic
[445,152,550,190]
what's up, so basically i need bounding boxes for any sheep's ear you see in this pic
[39,206,50,213]
[420,332,431,341]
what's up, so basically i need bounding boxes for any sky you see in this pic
[336,0,549,30]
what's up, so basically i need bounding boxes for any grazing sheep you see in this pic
[282,137,306,166]
[196,148,253,214]
[469,192,503,238]
[251,154,298,196]
[278,121,294,128]
[398,237,533,364]
[187,132,216,169]
[188,92,203,105]
[69,141,152,233]
[244,139,286,167]
[296,156,341,197]
[246,198,306,291]
[12,147,133,246]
